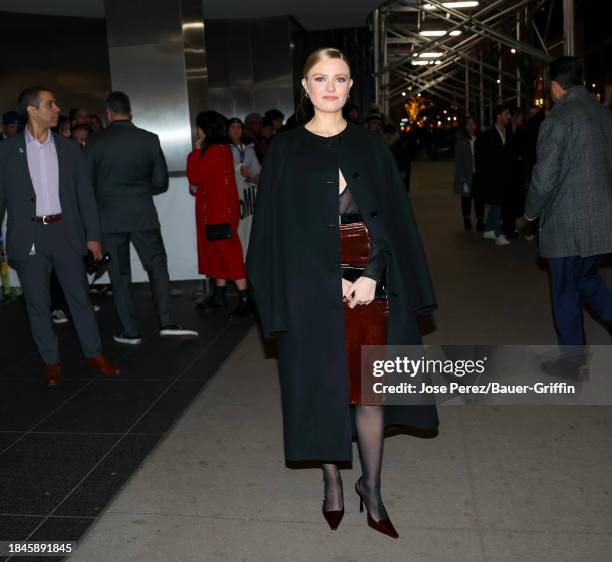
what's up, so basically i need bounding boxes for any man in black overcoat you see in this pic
[473,105,515,245]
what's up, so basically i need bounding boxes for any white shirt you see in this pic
[25,128,61,216]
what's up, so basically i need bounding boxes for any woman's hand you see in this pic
[342,276,377,309]
[239,164,250,178]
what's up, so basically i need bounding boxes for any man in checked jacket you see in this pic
[526,56,612,375]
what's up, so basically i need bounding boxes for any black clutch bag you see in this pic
[205,223,232,241]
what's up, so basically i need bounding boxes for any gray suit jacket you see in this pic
[0,131,101,262]
[526,86,612,258]
[85,120,169,233]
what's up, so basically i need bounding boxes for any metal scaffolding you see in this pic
[369,0,575,126]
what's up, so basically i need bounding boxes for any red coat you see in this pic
[186,144,246,279]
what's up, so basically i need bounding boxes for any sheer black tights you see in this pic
[322,405,388,520]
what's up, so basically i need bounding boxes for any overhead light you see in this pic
[408,86,413,90]
[434,60,441,64]
[411,60,430,66]
[424,2,480,10]
[419,29,463,37]
[510,48,516,54]
[418,52,444,58]
[402,91,407,96]
[417,93,422,97]
[496,79,501,84]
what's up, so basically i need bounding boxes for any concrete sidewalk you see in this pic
[69,161,612,561]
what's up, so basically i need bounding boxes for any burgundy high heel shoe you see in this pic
[321,478,344,530]
[322,498,344,530]
[355,477,399,539]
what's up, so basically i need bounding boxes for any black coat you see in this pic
[246,123,439,462]
[473,125,515,206]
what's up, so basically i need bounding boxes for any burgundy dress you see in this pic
[339,185,388,405]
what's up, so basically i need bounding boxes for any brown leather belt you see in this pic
[33,214,62,224]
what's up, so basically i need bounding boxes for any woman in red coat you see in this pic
[186,111,251,317]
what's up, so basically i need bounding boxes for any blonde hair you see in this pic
[302,47,351,80]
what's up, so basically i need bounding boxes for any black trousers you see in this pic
[461,194,485,220]
[102,229,173,336]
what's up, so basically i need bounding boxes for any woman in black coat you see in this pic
[247,48,438,539]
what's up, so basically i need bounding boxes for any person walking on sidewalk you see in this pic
[525,56,612,375]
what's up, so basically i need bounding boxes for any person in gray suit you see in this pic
[85,91,198,344]
[525,57,612,375]
[0,86,120,385]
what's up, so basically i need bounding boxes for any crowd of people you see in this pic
[454,94,556,245]
[0,89,201,385]
[0,87,410,383]
[0,48,610,542]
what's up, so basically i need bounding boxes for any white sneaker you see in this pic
[495,234,511,246]
[160,324,199,339]
[483,230,496,240]
[51,310,69,324]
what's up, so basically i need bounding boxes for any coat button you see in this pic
[352,172,360,180]
[370,210,378,218]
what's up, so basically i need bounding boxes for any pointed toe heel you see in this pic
[354,478,399,539]
[322,502,344,530]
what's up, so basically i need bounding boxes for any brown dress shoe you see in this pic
[44,362,64,386]
[85,355,121,376]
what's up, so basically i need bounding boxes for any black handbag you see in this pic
[204,157,233,242]
[205,223,232,241]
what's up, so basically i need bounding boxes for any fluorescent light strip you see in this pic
[418,52,444,58]
[424,1,479,10]
[419,30,463,37]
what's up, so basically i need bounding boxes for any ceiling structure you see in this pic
[0,0,384,30]
[372,0,571,117]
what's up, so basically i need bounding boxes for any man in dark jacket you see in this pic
[85,91,197,344]
[0,87,120,385]
[525,57,612,373]
[473,105,515,245]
